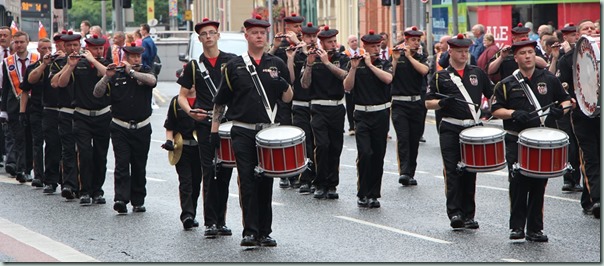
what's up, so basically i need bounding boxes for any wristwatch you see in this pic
[129,69,135,75]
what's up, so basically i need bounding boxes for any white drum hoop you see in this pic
[573,35,600,118]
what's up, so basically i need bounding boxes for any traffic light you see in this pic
[112,0,132,9]
[54,0,72,9]
[382,0,401,5]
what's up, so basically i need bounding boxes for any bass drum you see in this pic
[573,35,600,118]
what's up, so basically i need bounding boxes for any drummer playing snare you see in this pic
[491,38,571,242]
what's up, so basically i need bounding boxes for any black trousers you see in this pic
[231,126,273,238]
[557,112,581,186]
[197,123,233,227]
[176,145,202,222]
[438,122,477,220]
[391,100,427,177]
[42,109,61,186]
[276,100,292,125]
[345,92,355,131]
[73,112,111,197]
[110,122,151,206]
[292,105,315,184]
[311,104,345,189]
[59,112,78,191]
[571,113,600,206]
[8,118,31,175]
[506,134,547,232]
[4,118,15,167]
[354,109,389,199]
[29,109,44,180]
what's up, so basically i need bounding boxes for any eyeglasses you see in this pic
[199,31,218,38]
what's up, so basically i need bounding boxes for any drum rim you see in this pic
[459,126,506,141]
[517,128,569,145]
[255,125,306,145]
[218,121,234,137]
[573,35,600,118]
[463,162,507,172]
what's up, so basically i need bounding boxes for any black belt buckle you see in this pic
[128,120,138,130]
[89,110,97,116]
[411,96,420,101]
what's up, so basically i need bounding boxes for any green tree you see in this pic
[129,0,169,27]
[67,0,113,30]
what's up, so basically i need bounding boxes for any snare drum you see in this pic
[255,126,308,177]
[459,126,506,172]
[516,128,570,178]
[217,121,236,168]
[573,35,600,118]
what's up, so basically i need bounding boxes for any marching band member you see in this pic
[176,18,235,235]
[343,35,365,136]
[343,30,392,208]
[391,26,429,187]
[300,25,349,199]
[211,15,292,247]
[93,43,157,214]
[491,38,571,241]
[426,34,493,229]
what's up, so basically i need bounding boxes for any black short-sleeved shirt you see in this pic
[214,53,291,124]
[163,96,196,140]
[106,65,157,122]
[427,65,494,120]
[491,68,570,132]
[308,52,349,101]
[489,49,545,80]
[72,58,111,110]
[291,51,311,101]
[51,58,75,108]
[177,50,236,110]
[555,48,575,97]
[20,61,46,109]
[272,40,290,64]
[391,53,428,96]
[348,58,392,105]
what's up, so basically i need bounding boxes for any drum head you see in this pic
[519,128,568,145]
[219,121,234,137]
[460,126,505,141]
[573,36,600,118]
[256,126,305,145]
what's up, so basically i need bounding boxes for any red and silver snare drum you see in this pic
[515,128,570,178]
[255,126,308,177]
[458,126,506,172]
[217,121,236,168]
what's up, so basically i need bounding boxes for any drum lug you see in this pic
[254,166,265,178]
[565,162,574,173]
[512,163,520,178]
[456,162,466,173]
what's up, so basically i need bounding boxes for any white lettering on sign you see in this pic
[486,26,509,41]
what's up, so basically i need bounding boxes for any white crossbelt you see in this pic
[355,102,391,112]
[231,120,276,131]
[292,100,310,107]
[43,107,60,111]
[441,117,480,127]
[111,117,151,130]
[392,95,421,102]
[75,106,111,117]
[58,108,74,114]
[311,99,345,106]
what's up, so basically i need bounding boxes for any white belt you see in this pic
[392,95,421,102]
[292,100,310,107]
[354,102,391,112]
[59,108,74,114]
[112,117,151,130]
[311,99,345,106]
[441,117,480,127]
[231,120,276,131]
[182,139,198,146]
[75,106,111,117]
[506,130,519,136]
[43,107,60,111]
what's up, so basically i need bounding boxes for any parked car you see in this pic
[176,32,247,77]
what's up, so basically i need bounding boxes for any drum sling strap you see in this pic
[512,69,547,126]
[448,70,481,124]
[242,53,277,124]
[192,59,217,98]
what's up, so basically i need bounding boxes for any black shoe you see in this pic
[509,229,525,240]
[61,187,75,200]
[5,163,16,176]
[182,217,195,230]
[259,235,277,247]
[398,175,410,186]
[408,177,417,186]
[217,225,232,236]
[592,202,600,219]
[79,194,92,205]
[573,184,583,192]
[24,174,33,182]
[419,137,426,143]
[43,184,56,194]
[310,185,316,193]
[464,219,479,229]
[562,183,573,191]
[279,178,289,188]
[326,188,339,199]
[31,178,43,188]
[450,215,464,229]
[240,235,259,247]
[204,225,218,237]
[368,198,380,208]
[192,219,199,227]
[132,205,146,212]
[313,188,326,199]
[16,173,26,183]
[289,177,300,189]
[93,195,106,204]
[357,197,368,207]
[583,205,594,215]
[113,201,128,214]
[526,231,548,242]
[299,184,312,194]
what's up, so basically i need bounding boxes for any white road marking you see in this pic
[335,216,452,244]
[106,170,166,182]
[0,217,98,262]
[501,258,524,262]
[151,139,164,143]
[228,193,284,206]
[346,148,356,151]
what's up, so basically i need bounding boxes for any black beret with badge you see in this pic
[301,22,320,35]
[511,23,530,35]
[561,23,577,34]
[404,26,423,38]
[123,42,145,54]
[60,30,81,42]
[318,25,338,39]
[85,34,106,46]
[284,13,304,24]
[511,37,537,53]
[194,17,220,33]
[244,14,271,29]
[361,30,382,44]
[447,33,473,48]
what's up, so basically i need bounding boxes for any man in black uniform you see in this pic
[343,30,392,208]
[93,43,157,214]
[491,38,571,241]
[56,34,111,206]
[176,18,235,236]
[556,20,600,218]
[211,15,293,247]
[426,34,494,229]
[300,25,349,199]
[287,22,320,194]
[269,13,304,189]
[51,31,81,200]
[390,26,429,187]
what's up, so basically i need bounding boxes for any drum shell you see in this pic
[459,126,506,172]
[217,121,236,168]
[517,128,569,178]
[255,126,308,177]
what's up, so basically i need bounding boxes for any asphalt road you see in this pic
[0,82,600,262]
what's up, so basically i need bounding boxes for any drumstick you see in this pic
[528,105,573,121]
[434,93,479,107]
[529,101,558,115]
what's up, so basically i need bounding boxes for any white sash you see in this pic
[512,69,546,125]
[448,70,480,123]
[241,53,277,124]
[194,59,218,98]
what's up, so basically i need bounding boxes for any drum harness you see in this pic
[443,71,482,127]
[241,53,278,130]
[512,69,548,127]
